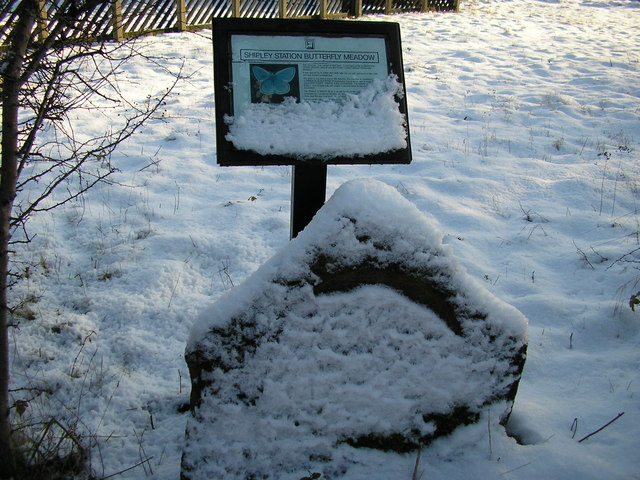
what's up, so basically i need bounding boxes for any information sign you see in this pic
[213,18,412,166]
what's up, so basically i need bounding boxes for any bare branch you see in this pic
[608,247,640,269]
[12,55,183,229]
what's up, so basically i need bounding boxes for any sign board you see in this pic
[213,18,412,166]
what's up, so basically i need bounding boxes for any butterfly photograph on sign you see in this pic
[250,64,300,103]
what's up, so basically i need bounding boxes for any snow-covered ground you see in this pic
[8,0,640,478]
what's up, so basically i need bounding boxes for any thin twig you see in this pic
[577,412,625,443]
[168,271,182,308]
[487,409,493,460]
[573,241,595,269]
[99,457,154,480]
[412,444,424,480]
[70,330,97,378]
[611,160,622,217]
[607,246,640,269]
[500,462,532,476]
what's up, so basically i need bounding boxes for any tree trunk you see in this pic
[1,2,175,476]
[0,3,37,477]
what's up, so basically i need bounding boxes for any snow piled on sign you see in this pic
[184,179,527,479]
[224,75,408,159]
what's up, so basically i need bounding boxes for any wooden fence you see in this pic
[1,0,458,46]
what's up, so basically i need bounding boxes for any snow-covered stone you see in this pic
[182,179,528,480]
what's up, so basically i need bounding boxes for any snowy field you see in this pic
[9,0,640,478]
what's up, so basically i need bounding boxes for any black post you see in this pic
[290,164,327,239]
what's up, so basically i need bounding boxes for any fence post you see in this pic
[279,0,287,18]
[233,0,241,17]
[176,0,188,31]
[112,0,124,42]
[36,0,48,42]
[319,0,327,18]
[385,0,393,14]
[353,0,362,17]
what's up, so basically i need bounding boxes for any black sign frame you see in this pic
[213,17,412,167]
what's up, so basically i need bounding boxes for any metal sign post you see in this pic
[212,18,412,238]
[291,164,327,239]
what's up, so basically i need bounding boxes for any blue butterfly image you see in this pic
[252,66,296,96]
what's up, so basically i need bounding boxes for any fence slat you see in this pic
[191,0,215,24]
[123,0,150,34]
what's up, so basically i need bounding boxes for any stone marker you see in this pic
[182,179,527,480]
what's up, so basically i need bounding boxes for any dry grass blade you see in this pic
[412,444,424,480]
